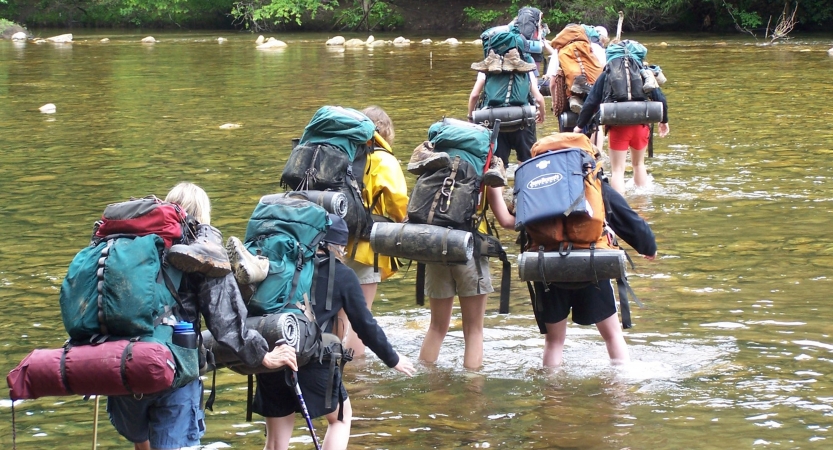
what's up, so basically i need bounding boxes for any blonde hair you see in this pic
[165,182,212,225]
[362,106,395,145]
[326,243,346,263]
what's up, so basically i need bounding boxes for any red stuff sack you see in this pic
[95,196,188,248]
[7,340,175,400]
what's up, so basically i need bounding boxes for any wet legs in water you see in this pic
[263,398,354,450]
[609,147,649,194]
[419,294,487,369]
[542,314,629,368]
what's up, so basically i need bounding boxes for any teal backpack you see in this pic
[243,195,330,316]
[479,25,533,108]
[59,196,199,389]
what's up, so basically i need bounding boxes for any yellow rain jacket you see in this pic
[347,138,409,281]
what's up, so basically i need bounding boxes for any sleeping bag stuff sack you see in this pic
[7,340,175,400]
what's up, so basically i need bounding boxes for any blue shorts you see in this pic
[107,379,205,449]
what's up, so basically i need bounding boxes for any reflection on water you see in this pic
[2,31,833,448]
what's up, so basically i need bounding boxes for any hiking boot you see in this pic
[167,224,231,278]
[569,96,584,114]
[641,69,658,93]
[226,236,270,285]
[471,50,502,73]
[501,48,536,73]
[407,141,450,175]
[483,157,507,187]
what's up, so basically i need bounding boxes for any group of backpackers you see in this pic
[7,8,666,450]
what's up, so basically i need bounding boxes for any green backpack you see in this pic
[243,195,330,316]
[479,25,533,108]
[59,197,199,389]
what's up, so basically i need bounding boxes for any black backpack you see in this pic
[515,7,542,41]
[603,55,646,103]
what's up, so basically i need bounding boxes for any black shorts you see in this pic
[496,125,537,166]
[252,360,347,419]
[531,280,618,333]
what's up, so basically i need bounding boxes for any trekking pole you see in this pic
[92,395,100,449]
[276,339,322,450]
[615,11,624,42]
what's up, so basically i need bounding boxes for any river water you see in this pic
[2,30,833,449]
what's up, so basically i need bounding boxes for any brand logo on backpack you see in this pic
[527,172,563,190]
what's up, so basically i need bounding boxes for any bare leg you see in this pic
[263,415,295,450]
[343,282,378,357]
[419,296,454,364]
[630,146,649,188]
[595,314,630,364]
[321,398,353,450]
[459,294,488,370]
[134,442,150,450]
[543,319,568,368]
[608,149,628,194]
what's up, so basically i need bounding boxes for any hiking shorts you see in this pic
[107,379,205,449]
[608,124,650,151]
[345,259,382,284]
[424,256,494,299]
[531,280,617,333]
[253,360,347,419]
[496,125,537,166]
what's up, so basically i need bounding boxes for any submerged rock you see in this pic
[39,103,56,114]
[421,39,433,44]
[257,38,287,49]
[47,34,73,43]
[141,36,156,44]
[255,35,265,45]
[326,36,345,46]
[100,38,110,43]
[219,123,241,130]
[11,31,27,41]
[442,38,460,45]
[344,38,365,47]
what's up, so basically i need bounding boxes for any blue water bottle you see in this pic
[173,321,197,349]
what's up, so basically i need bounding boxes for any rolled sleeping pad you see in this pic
[599,101,663,126]
[370,222,473,265]
[202,313,321,375]
[517,250,626,282]
[472,105,537,132]
[276,190,348,218]
[6,340,175,400]
[558,111,578,132]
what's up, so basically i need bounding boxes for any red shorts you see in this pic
[608,124,650,151]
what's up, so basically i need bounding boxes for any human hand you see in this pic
[658,122,669,137]
[393,353,416,376]
[573,126,582,134]
[262,343,298,371]
[643,253,657,261]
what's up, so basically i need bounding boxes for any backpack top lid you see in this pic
[428,118,491,175]
[480,24,526,57]
[530,132,598,159]
[605,40,647,65]
[299,106,376,161]
[550,24,589,49]
[514,7,542,40]
[94,195,187,248]
[244,194,330,245]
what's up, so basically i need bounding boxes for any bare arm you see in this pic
[487,186,515,230]
[468,75,486,119]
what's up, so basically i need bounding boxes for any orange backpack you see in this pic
[523,133,615,252]
[550,25,603,100]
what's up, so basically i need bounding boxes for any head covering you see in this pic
[594,26,608,41]
[323,214,349,246]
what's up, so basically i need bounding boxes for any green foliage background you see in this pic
[0,0,830,32]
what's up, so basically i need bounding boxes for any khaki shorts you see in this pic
[424,256,494,299]
[344,259,382,284]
